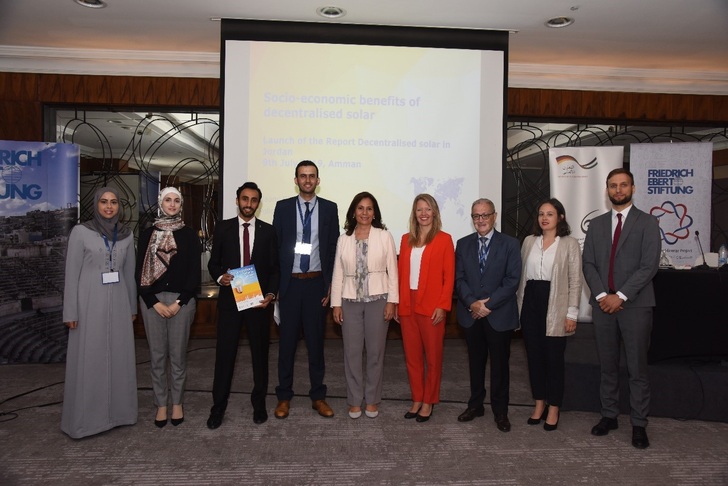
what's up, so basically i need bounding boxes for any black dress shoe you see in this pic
[206,409,224,430]
[415,405,434,423]
[495,414,511,432]
[253,409,268,424]
[154,419,167,428]
[591,417,618,436]
[171,416,184,426]
[527,405,549,425]
[632,426,650,449]
[457,407,485,422]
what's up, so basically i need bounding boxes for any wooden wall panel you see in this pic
[2,71,727,338]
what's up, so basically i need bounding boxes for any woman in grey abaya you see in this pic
[62,186,138,439]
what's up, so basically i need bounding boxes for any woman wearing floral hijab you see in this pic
[62,186,137,439]
[136,187,201,427]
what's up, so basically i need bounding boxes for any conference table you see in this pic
[649,267,728,363]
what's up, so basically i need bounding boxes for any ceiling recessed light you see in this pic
[545,17,575,28]
[316,6,346,19]
[74,0,107,8]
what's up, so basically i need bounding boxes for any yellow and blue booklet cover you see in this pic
[229,265,264,311]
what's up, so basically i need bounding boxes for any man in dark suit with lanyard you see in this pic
[206,182,280,428]
[273,160,339,419]
[583,168,660,449]
[455,198,522,432]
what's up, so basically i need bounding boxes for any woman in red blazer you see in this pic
[395,194,455,422]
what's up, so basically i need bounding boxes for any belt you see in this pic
[608,289,617,294]
[291,271,322,279]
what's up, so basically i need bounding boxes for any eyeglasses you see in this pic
[471,212,495,221]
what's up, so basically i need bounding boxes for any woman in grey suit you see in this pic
[136,187,201,427]
[516,198,581,431]
[331,192,398,419]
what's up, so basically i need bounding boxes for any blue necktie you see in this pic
[300,202,311,272]
[478,236,489,274]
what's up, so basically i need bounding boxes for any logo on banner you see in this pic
[0,149,43,200]
[647,169,694,195]
[580,209,601,234]
[556,155,598,176]
[650,201,693,245]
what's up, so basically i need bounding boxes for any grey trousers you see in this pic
[139,292,196,407]
[341,299,389,407]
[592,305,652,427]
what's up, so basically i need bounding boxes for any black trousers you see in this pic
[520,280,567,407]
[276,275,328,401]
[211,307,270,413]
[462,317,512,416]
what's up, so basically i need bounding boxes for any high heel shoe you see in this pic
[171,405,184,426]
[527,405,549,425]
[416,404,434,423]
[544,410,559,431]
[404,404,422,419]
[154,418,167,428]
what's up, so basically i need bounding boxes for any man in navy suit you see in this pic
[206,182,280,429]
[455,198,522,432]
[583,168,660,449]
[272,160,339,419]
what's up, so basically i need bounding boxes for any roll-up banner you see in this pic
[0,141,79,364]
[549,146,624,322]
[631,142,713,268]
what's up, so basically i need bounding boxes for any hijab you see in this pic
[140,187,186,286]
[81,186,132,241]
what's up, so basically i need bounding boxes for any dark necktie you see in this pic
[242,222,251,266]
[608,213,622,292]
[300,202,311,273]
[478,236,489,274]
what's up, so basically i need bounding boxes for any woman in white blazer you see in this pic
[517,198,581,431]
[331,192,399,419]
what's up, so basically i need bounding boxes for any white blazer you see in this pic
[330,227,399,307]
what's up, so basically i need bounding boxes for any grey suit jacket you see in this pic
[455,230,522,331]
[582,205,661,307]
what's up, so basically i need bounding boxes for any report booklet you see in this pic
[229,264,264,311]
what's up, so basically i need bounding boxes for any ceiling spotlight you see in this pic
[316,6,346,19]
[74,0,107,8]
[545,17,575,28]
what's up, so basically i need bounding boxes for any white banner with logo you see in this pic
[549,146,624,322]
[631,142,713,268]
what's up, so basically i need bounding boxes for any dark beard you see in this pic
[609,192,632,206]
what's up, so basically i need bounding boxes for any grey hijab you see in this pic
[81,186,132,241]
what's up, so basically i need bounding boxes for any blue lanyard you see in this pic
[102,225,118,271]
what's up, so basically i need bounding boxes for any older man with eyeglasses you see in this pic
[454,198,522,432]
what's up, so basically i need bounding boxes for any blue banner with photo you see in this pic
[0,140,79,364]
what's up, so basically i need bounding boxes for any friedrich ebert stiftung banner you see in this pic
[0,140,79,364]
[631,142,713,268]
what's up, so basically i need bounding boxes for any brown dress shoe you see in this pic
[312,399,334,418]
[274,400,290,419]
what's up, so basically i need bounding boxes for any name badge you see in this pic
[102,271,120,284]
[294,242,312,255]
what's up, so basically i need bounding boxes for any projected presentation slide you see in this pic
[223,39,504,245]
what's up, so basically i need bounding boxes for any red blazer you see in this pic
[397,231,455,317]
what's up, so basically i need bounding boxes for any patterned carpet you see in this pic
[1,338,727,485]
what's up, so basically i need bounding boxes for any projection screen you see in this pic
[221,20,508,245]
